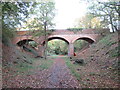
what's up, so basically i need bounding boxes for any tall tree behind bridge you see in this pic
[76,13,101,29]
[86,0,120,32]
[29,0,55,59]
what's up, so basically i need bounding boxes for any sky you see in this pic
[19,0,87,30]
[53,0,87,29]
[19,0,111,30]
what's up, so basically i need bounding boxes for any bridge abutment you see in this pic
[38,45,45,57]
[68,43,74,57]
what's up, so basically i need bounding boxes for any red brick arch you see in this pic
[12,36,38,44]
[71,34,98,43]
[74,37,95,44]
[13,29,101,57]
[41,36,70,45]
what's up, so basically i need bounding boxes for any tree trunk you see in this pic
[109,15,115,33]
[44,22,47,60]
[114,25,118,31]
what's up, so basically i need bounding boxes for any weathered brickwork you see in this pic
[12,29,101,57]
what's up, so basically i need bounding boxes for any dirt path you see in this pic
[3,56,81,88]
[46,56,80,88]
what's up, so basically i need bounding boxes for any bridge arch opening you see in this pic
[74,37,95,44]
[16,39,39,55]
[17,39,33,46]
[17,39,38,48]
[42,37,69,45]
[74,37,95,54]
[42,37,69,56]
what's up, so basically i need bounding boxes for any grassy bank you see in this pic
[64,57,81,81]
[14,58,54,75]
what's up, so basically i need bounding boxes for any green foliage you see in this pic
[109,46,120,57]
[29,41,38,47]
[47,40,68,55]
[14,57,53,75]
[23,46,39,56]
[87,1,120,31]
[76,13,99,29]
[1,2,32,45]
[2,2,31,25]
[36,60,53,70]
[74,40,89,52]
[107,41,117,47]
[29,1,55,59]
[98,33,119,57]
[2,27,15,46]
[112,59,120,73]
[67,28,83,33]
[99,35,111,44]
[15,61,33,73]
[18,51,34,64]
[32,30,54,37]
[4,51,35,75]
[65,57,81,81]
[28,1,55,31]
[99,34,117,47]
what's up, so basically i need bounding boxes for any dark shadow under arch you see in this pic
[17,39,35,46]
[75,37,95,44]
[42,37,69,45]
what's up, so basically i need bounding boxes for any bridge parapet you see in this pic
[15,29,110,36]
[14,29,101,44]
[16,29,101,36]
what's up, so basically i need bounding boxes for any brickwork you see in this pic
[12,29,101,57]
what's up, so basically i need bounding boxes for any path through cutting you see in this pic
[46,56,80,88]
[3,56,81,88]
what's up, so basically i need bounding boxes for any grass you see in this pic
[64,57,81,81]
[14,57,54,75]
[109,46,120,57]
[14,59,34,75]
[13,52,34,74]
[99,33,117,47]
[36,59,53,70]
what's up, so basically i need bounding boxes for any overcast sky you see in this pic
[53,0,88,29]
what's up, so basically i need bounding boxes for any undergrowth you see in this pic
[14,58,54,75]
[36,59,53,70]
[109,46,120,57]
[64,57,81,81]
[99,33,117,47]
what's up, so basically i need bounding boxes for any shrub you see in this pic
[73,59,85,65]
[109,46,120,57]
[2,27,15,46]
[65,57,81,81]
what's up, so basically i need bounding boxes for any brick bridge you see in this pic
[12,29,101,57]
